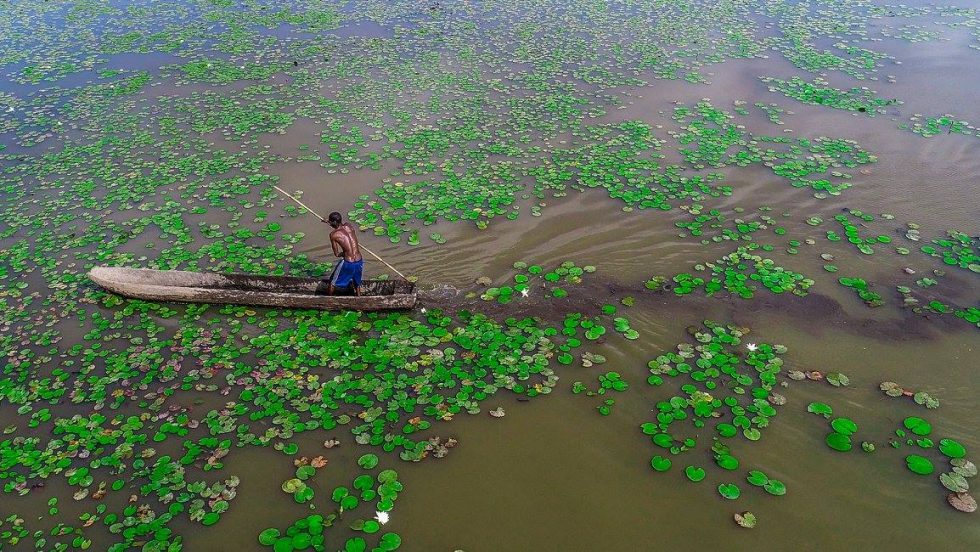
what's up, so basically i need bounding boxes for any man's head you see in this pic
[327,212,342,228]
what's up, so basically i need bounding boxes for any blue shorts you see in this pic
[329,259,363,289]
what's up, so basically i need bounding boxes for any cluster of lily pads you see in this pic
[568,322,795,526]
[641,323,790,512]
[879,382,941,409]
[920,231,980,274]
[0,281,586,551]
[0,0,972,334]
[807,403,861,452]
[829,211,892,256]
[670,101,875,198]
[238,307,577,460]
[760,76,899,116]
[476,261,595,303]
[765,79,979,143]
[838,277,885,308]
[780,209,978,322]
[345,95,884,240]
[903,115,979,139]
[572,371,629,416]
[805,401,975,513]
[673,208,765,244]
[805,213,977,322]
[260,455,403,551]
[0,0,978,547]
[671,245,813,298]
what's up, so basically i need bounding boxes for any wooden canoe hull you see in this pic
[88,267,417,311]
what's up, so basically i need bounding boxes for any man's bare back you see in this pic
[325,212,364,296]
[330,222,362,262]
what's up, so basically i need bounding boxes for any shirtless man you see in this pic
[325,212,363,295]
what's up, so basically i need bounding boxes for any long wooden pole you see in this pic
[272,185,409,280]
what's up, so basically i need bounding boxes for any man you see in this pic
[324,211,364,295]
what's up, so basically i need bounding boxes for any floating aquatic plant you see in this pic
[734,511,756,528]
[838,277,884,307]
[671,245,813,298]
[1,0,978,547]
[920,231,980,273]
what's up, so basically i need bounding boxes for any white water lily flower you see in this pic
[420,307,427,313]
[375,511,389,525]
[520,288,529,297]
[746,343,758,352]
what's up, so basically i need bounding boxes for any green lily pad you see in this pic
[294,485,314,503]
[685,465,706,482]
[826,432,852,452]
[807,402,833,418]
[905,454,934,475]
[830,417,857,436]
[259,528,281,546]
[353,475,375,491]
[716,454,739,470]
[903,417,931,436]
[718,483,741,500]
[201,512,220,526]
[650,455,672,472]
[764,479,786,496]
[362,520,381,534]
[746,470,769,487]
[717,423,737,438]
[358,454,379,469]
[340,494,358,510]
[292,533,311,549]
[377,469,399,484]
[378,533,402,551]
[939,439,966,459]
[332,487,350,503]
[345,537,367,552]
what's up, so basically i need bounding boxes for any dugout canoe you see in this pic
[88,266,417,311]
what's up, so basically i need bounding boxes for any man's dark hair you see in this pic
[328,212,342,224]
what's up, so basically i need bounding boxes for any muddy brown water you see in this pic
[182,87,980,552]
[3,1,980,551]
[196,25,979,551]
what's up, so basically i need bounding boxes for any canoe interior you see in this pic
[90,267,415,297]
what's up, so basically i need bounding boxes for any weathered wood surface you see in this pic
[88,266,416,311]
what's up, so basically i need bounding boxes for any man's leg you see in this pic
[327,260,344,296]
[353,261,363,296]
